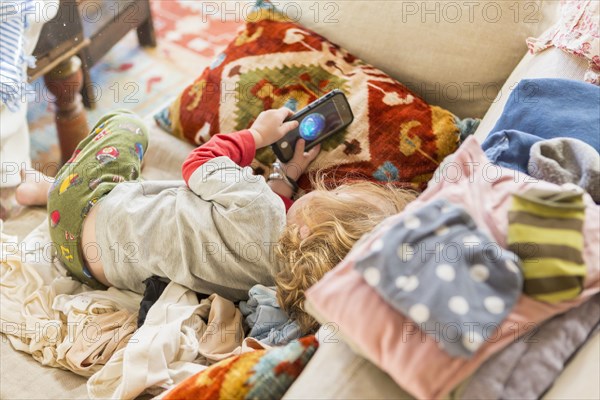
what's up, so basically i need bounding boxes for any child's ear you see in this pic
[299,225,311,240]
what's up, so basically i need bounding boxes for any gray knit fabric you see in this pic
[528,138,600,203]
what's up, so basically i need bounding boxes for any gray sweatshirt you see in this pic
[95,156,287,301]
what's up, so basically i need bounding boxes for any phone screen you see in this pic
[292,99,344,142]
[272,91,353,162]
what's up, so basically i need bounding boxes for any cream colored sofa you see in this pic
[2,1,598,398]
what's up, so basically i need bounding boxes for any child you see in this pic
[17,108,415,332]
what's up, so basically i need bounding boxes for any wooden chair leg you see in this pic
[79,51,96,110]
[137,1,157,48]
[44,56,89,165]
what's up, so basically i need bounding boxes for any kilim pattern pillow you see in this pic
[155,0,475,190]
[162,335,318,400]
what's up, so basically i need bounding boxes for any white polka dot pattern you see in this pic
[363,267,381,286]
[484,296,505,314]
[409,303,430,324]
[448,296,469,315]
[403,275,419,292]
[395,275,408,289]
[462,332,484,352]
[436,264,455,281]
[404,215,421,229]
[350,198,523,358]
[469,264,489,282]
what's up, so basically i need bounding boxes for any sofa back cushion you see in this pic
[291,0,559,118]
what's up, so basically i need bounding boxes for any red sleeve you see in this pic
[277,194,294,212]
[182,130,255,184]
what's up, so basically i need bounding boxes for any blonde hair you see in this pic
[275,177,417,333]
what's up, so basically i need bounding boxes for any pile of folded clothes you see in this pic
[305,78,600,399]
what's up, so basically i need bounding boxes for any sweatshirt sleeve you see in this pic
[182,130,255,185]
[183,129,293,212]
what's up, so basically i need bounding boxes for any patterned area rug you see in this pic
[27,0,241,175]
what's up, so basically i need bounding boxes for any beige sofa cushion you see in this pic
[292,0,559,119]
[283,337,413,400]
[544,333,600,400]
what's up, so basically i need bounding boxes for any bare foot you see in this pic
[1,186,22,221]
[15,169,54,207]
[0,204,7,221]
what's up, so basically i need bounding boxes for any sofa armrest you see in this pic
[473,47,589,142]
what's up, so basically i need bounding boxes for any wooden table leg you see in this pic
[44,56,89,165]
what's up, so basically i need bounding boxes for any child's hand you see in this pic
[281,139,321,181]
[250,108,299,149]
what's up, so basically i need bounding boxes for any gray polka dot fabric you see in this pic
[353,199,523,358]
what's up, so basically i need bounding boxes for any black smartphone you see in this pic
[271,89,354,162]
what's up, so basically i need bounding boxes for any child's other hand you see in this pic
[250,108,299,149]
[281,139,321,181]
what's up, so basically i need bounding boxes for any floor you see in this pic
[28,0,241,175]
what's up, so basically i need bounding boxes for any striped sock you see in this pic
[507,186,586,303]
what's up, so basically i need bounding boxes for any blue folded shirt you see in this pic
[489,79,599,152]
[481,79,599,173]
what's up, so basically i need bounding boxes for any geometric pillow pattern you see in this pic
[156,0,469,190]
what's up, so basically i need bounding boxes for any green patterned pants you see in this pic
[47,110,148,288]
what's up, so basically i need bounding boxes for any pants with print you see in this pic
[47,110,148,288]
